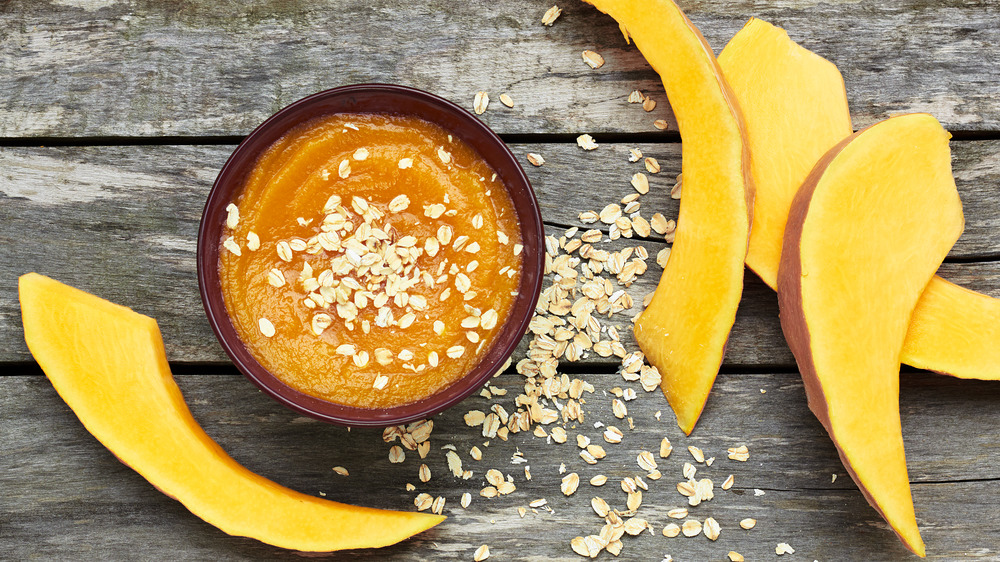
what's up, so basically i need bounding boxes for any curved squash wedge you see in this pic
[583,0,753,435]
[719,18,1000,380]
[778,114,965,557]
[18,273,444,552]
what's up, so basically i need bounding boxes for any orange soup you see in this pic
[219,113,523,409]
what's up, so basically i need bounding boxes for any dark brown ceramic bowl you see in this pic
[197,84,543,427]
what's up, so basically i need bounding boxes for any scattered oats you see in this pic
[225,203,240,229]
[461,492,472,508]
[642,97,656,112]
[671,175,683,199]
[776,543,795,555]
[424,203,446,219]
[405,483,415,492]
[474,91,490,115]
[431,495,445,515]
[587,444,606,459]
[311,313,333,336]
[722,474,735,490]
[656,247,672,268]
[352,147,369,161]
[474,544,490,561]
[560,473,580,496]
[223,236,242,256]
[581,50,605,69]
[513,243,523,256]
[653,119,670,130]
[644,157,661,173]
[612,399,628,419]
[388,446,405,463]
[603,426,623,444]
[258,318,275,338]
[246,231,260,251]
[418,441,430,459]
[418,463,431,482]
[332,466,349,476]
[650,213,669,234]
[338,159,351,179]
[728,445,750,462]
[703,517,721,541]
[681,519,702,537]
[550,426,568,443]
[398,157,413,169]
[267,268,285,288]
[628,90,644,103]
[728,552,745,562]
[499,93,514,108]
[754,489,765,497]
[435,146,453,165]
[469,446,482,461]
[526,152,545,167]
[434,320,445,335]
[480,486,498,498]
[591,497,610,518]
[599,203,622,224]
[414,493,433,511]
[447,450,464,477]
[388,194,410,213]
[637,451,656,471]
[706,457,715,467]
[590,475,607,486]
[623,517,648,536]
[628,148,643,162]
[528,498,548,508]
[683,462,697,480]
[631,172,649,194]
[276,240,292,262]
[667,508,688,519]
[832,474,838,483]
[570,537,589,557]
[688,446,705,463]
[541,5,562,26]
[370,374,389,390]
[662,523,681,538]
[578,210,600,224]
[576,134,598,151]
[740,518,757,530]
[447,345,466,359]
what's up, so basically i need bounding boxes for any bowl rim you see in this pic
[196,83,544,427]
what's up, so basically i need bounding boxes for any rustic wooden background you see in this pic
[2,1,998,560]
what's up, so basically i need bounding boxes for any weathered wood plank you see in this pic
[2,142,999,364]
[3,372,999,560]
[1,1,998,137]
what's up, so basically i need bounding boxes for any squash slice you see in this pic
[778,114,965,557]
[584,0,753,435]
[719,18,1000,380]
[18,273,444,552]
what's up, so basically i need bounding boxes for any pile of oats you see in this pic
[367,19,767,558]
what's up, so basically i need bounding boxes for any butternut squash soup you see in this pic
[219,113,523,409]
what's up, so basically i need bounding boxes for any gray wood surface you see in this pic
[2,142,999,365]
[4,1,1000,560]
[1,0,999,138]
[3,372,999,560]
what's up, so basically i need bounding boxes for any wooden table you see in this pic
[3,1,999,560]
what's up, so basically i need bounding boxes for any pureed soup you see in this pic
[219,113,523,409]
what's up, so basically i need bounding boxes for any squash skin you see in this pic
[18,273,444,552]
[778,114,965,557]
[719,18,1000,380]
[583,0,753,436]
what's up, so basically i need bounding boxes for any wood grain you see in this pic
[3,372,998,560]
[0,0,998,137]
[2,142,999,364]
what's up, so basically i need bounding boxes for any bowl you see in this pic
[197,84,544,427]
